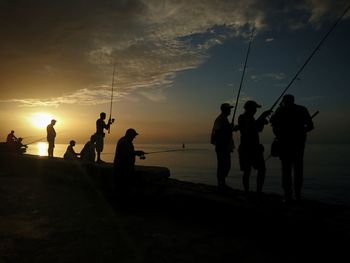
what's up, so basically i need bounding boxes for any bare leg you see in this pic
[243,167,251,194]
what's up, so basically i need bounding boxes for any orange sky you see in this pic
[0,1,349,145]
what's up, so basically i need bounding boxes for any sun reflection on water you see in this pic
[37,142,47,156]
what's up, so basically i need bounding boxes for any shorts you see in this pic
[238,144,265,171]
[95,133,104,152]
[47,140,55,148]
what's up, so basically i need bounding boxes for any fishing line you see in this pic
[269,5,350,111]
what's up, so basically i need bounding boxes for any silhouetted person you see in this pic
[64,140,79,161]
[46,119,56,158]
[6,130,17,144]
[14,137,27,154]
[211,103,238,192]
[238,101,271,197]
[113,129,145,188]
[95,112,113,163]
[270,94,314,203]
[80,135,96,163]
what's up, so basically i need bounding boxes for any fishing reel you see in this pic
[139,154,146,160]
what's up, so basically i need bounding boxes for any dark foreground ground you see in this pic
[0,154,349,263]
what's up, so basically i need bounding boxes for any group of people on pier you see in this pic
[45,112,116,163]
[211,94,314,203]
[4,93,313,203]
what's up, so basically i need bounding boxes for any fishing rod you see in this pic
[311,110,319,119]
[144,149,186,155]
[102,148,207,156]
[101,149,185,156]
[232,26,255,124]
[138,148,210,160]
[24,136,47,146]
[108,62,117,134]
[270,5,350,112]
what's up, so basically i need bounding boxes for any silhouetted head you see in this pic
[18,137,23,142]
[100,112,106,120]
[10,130,14,134]
[69,140,76,146]
[220,103,234,116]
[244,100,261,115]
[125,128,138,141]
[51,119,57,125]
[281,94,295,107]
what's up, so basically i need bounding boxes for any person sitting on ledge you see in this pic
[14,137,28,154]
[64,140,80,161]
[6,130,17,145]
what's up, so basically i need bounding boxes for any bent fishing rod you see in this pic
[144,149,186,155]
[102,149,185,156]
[24,136,47,146]
[269,5,350,112]
[103,148,207,156]
[232,26,255,124]
[108,62,117,134]
[23,128,69,146]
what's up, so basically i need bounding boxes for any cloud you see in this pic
[304,0,350,24]
[0,0,348,106]
[2,88,128,107]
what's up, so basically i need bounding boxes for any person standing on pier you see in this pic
[95,112,114,163]
[238,101,271,197]
[211,103,238,192]
[46,119,57,158]
[270,94,314,203]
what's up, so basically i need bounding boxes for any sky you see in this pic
[0,0,349,145]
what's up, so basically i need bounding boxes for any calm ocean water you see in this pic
[26,142,350,206]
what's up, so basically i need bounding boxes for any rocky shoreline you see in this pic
[1,153,349,262]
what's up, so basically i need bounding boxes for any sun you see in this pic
[31,112,55,129]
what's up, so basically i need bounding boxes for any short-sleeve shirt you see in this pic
[270,104,313,145]
[211,114,234,152]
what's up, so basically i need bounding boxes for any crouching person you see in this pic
[64,140,80,161]
[113,129,145,196]
[80,135,96,164]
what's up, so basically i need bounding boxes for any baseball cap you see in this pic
[220,103,234,111]
[126,128,139,137]
[244,100,261,109]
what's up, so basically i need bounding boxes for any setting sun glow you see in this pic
[31,113,55,129]
[37,142,48,156]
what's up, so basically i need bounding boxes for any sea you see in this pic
[26,142,350,206]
